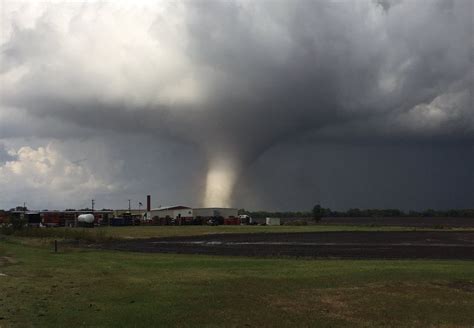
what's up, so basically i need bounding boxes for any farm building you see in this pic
[114,209,144,218]
[145,205,193,225]
[9,211,42,226]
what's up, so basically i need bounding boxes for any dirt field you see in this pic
[91,231,474,260]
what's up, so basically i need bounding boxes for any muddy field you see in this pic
[93,231,474,260]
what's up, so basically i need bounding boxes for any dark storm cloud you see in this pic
[3,1,472,145]
[177,0,473,177]
[235,142,474,210]
[0,0,472,209]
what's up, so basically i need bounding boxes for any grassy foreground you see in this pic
[9,224,473,241]
[1,238,473,327]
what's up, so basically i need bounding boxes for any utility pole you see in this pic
[91,199,95,212]
[138,202,142,225]
[128,199,131,212]
[23,202,26,221]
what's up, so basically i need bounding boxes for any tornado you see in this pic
[203,158,238,207]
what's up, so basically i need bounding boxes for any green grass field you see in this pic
[1,237,473,327]
[9,224,474,242]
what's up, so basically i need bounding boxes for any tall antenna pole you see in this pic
[128,199,131,212]
[91,199,95,212]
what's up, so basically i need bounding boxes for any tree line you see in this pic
[238,207,474,219]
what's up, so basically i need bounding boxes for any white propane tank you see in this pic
[77,213,95,224]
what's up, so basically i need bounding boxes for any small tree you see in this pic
[312,204,323,223]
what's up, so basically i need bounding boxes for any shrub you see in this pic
[0,223,15,235]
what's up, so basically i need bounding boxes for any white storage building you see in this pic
[145,205,193,221]
[266,217,281,226]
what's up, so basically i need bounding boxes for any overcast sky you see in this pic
[0,0,472,211]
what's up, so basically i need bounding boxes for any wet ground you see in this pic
[93,231,474,260]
